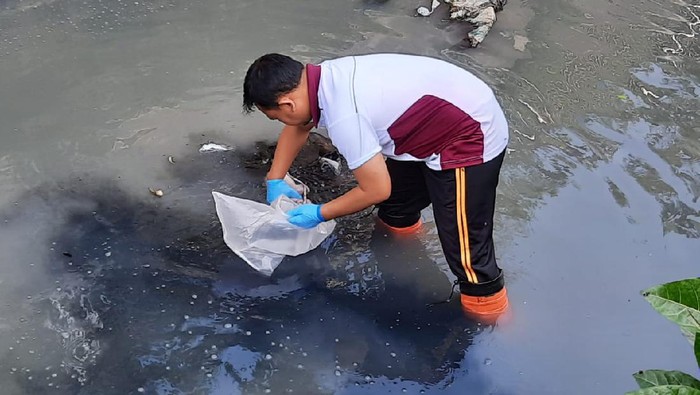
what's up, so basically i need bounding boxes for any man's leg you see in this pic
[423,150,508,322]
[377,159,431,233]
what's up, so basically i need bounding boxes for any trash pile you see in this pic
[416,0,507,47]
[211,133,352,276]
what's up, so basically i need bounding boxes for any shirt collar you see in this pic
[306,64,322,127]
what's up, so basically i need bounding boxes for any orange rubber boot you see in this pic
[460,287,510,324]
[378,219,423,235]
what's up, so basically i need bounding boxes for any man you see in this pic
[242,53,509,323]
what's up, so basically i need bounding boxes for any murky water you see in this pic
[1,0,698,393]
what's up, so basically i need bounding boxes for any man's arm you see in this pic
[320,153,391,220]
[266,123,314,180]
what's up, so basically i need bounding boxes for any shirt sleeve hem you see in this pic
[347,147,382,170]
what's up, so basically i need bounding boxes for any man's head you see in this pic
[242,53,312,127]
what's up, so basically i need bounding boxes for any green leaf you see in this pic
[618,94,629,100]
[626,385,700,395]
[633,370,700,389]
[642,278,700,343]
[695,334,700,369]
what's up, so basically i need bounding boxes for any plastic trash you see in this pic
[415,0,507,47]
[416,0,440,16]
[199,143,233,153]
[319,157,341,175]
[212,176,335,276]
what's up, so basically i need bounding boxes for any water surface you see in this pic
[0,0,698,394]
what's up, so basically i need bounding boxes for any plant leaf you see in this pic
[634,370,700,389]
[626,385,700,395]
[642,278,700,344]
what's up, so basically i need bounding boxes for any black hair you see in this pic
[242,53,304,114]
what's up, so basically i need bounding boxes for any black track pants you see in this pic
[377,150,506,296]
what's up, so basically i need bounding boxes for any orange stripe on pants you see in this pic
[455,168,478,283]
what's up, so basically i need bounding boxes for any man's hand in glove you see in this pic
[266,179,302,204]
[287,204,326,229]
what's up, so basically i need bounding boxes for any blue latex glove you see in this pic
[287,204,326,229]
[266,179,302,204]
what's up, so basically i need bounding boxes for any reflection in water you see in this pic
[0,148,483,394]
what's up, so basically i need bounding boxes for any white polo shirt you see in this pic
[306,53,509,171]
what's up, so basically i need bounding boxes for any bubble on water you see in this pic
[224,323,232,329]
[245,331,251,336]
[297,364,303,369]
[137,387,144,393]
[484,358,492,366]
[335,370,341,376]
[390,352,396,358]
[334,338,338,343]
[105,251,111,257]
[364,376,371,381]
[265,354,272,360]
[265,390,271,394]
[184,315,189,320]
[302,352,307,357]
[265,330,270,335]
[191,294,197,299]
[211,354,218,360]
[206,373,212,378]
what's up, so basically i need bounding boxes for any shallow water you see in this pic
[1,0,698,394]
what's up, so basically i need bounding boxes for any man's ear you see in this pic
[277,96,296,112]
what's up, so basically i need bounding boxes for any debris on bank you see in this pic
[149,188,164,197]
[199,143,234,153]
[416,0,507,47]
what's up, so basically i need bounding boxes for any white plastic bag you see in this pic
[212,178,335,276]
